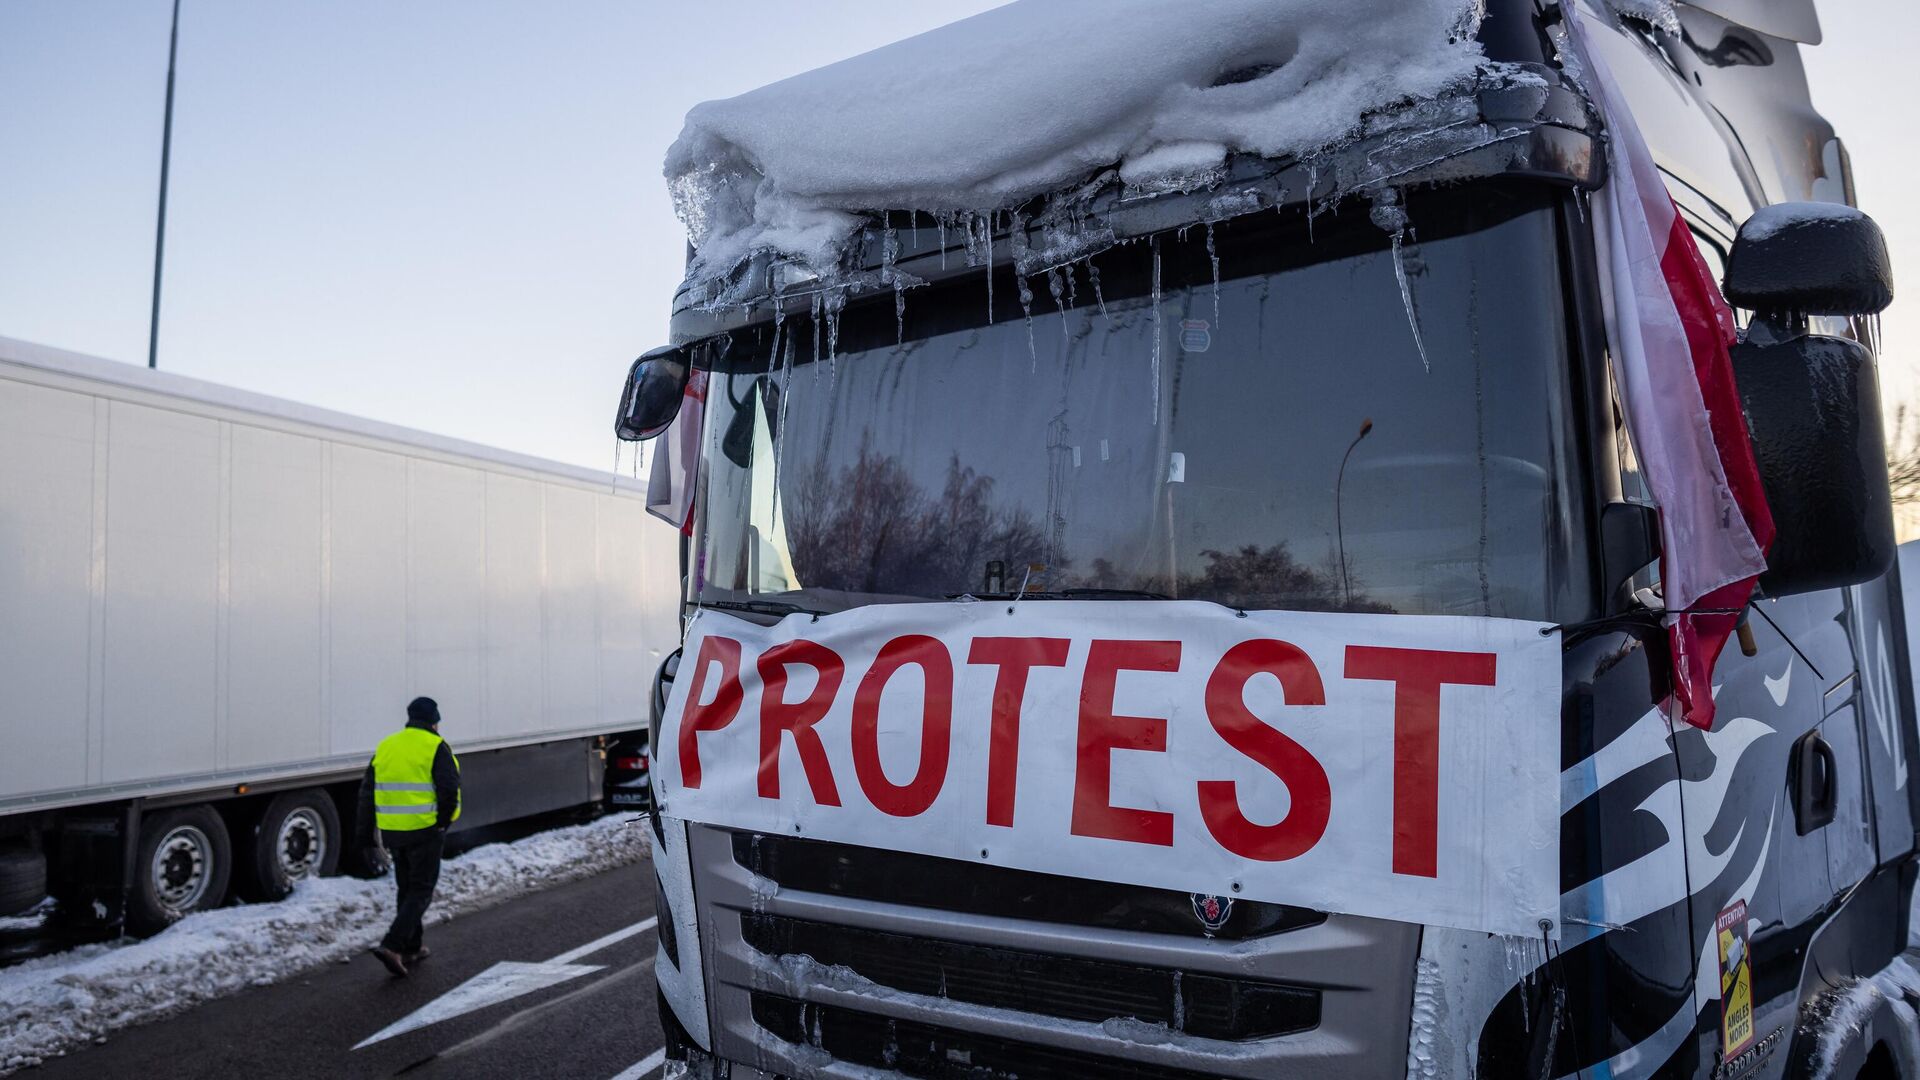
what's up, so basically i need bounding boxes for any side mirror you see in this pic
[1724,202,1894,317]
[614,347,691,442]
[1733,332,1895,596]
[1726,203,1896,597]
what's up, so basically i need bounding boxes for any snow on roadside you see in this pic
[0,814,649,1075]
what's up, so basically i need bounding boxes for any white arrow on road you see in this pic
[353,916,658,1050]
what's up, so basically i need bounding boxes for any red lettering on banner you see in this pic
[969,637,1072,827]
[852,636,957,817]
[1072,640,1181,846]
[1197,640,1332,861]
[1345,646,1498,877]
[757,641,846,806]
[677,636,744,789]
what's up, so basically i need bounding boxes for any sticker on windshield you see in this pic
[1179,319,1211,352]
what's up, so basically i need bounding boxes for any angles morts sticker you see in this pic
[1717,899,1755,1059]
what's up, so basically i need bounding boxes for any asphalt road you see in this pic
[26,858,666,1080]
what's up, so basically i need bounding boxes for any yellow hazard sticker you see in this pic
[1717,899,1755,1058]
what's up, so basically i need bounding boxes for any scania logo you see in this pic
[1190,893,1234,933]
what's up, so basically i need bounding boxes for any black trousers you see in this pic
[380,828,444,954]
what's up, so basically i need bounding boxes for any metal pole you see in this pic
[147,0,182,370]
[1335,418,1373,608]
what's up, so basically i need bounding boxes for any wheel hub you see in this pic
[151,825,211,912]
[276,808,326,882]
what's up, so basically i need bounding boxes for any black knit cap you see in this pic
[407,696,441,729]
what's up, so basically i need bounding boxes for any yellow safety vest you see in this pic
[372,727,460,831]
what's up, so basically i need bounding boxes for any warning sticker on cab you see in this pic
[655,601,1562,937]
[1718,899,1755,1058]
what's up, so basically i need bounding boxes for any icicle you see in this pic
[983,214,996,325]
[1172,970,1186,1033]
[825,288,844,393]
[810,292,823,389]
[1048,267,1070,346]
[882,211,908,345]
[1063,263,1078,310]
[1305,161,1321,243]
[1372,189,1430,372]
[1205,221,1221,325]
[1089,260,1110,324]
[1391,228,1431,372]
[1011,213,1037,368]
[1150,235,1163,424]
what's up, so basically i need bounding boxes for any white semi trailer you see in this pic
[0,335,678,934]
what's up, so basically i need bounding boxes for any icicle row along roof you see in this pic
[664,0,1497,293]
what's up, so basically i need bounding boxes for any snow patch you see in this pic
[665,0,1489,283]
[0,815,648,1075]
[1807,954,1920,1080]
[1741,201,1867,243]
[1599,0,1681,34]
[0,900,53,936]
[1405,955,1448,1079]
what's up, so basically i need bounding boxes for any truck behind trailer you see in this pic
[0,335,678,935]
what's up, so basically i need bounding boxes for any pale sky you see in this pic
[1,1,1915,471]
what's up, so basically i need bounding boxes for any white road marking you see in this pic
[609,1047,668,1080]
[353,916,660,1050]
[551,916,659,964]
[352,962,606,1049]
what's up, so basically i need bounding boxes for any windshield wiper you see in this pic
[692,599,833,619]
[948,589,1173,602]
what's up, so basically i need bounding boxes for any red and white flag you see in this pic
[647,369,708,535]
[1570,9,1775,730]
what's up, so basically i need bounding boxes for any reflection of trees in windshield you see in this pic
[789,440,1047,597]
[789,444,1387,611]
[1086,544,1389,613]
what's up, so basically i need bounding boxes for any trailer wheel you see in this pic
[0,846,47,917]
[238,789,341,901]
[128,806,231,936]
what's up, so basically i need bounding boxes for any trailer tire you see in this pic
[128,806,231,936]
[238,790,341,901]
[0,847,47,917]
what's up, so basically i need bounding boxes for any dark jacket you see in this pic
[356,720,461,842]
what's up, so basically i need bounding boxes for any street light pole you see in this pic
[1335,417,1374,608]
[147,0,182,371]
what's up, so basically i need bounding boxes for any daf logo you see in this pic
[1190,893,1234,934]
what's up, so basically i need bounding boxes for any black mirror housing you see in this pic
[1725,203,1894,317]
[1733,330,1895,596]
[615,347,691,442]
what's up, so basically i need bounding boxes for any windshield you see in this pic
[690,185,1589,620]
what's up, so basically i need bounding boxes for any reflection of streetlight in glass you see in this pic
[1335,418,1374,608]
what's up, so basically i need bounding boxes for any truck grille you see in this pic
[750,994,1232,1080]
[741,913,1319,1041]
[696,825,1420,1079]
[730,832,1322,940]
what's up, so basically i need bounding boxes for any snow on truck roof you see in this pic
[665,0,1491,286]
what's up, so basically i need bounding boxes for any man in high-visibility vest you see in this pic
[356,696,461,977]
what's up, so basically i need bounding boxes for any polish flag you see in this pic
[647,369,708,536]
[1571,9,1775,730]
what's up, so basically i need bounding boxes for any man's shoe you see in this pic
[405,946,431,966]
[371,946,410,978]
